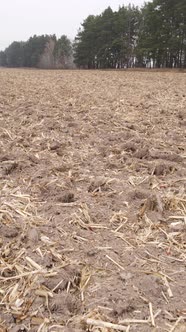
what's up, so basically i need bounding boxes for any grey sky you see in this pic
[0,0,146,51]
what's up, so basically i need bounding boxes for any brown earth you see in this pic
[0,68,186,332]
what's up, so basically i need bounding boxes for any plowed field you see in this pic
[0,69,186,331]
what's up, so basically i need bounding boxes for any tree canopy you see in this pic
[74,0,186,68]
[0,34,73,68]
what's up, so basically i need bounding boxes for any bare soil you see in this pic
[0,68,186,332]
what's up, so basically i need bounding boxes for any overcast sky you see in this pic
[0,0,146,51]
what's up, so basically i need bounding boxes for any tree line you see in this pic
[0,34,72,68]
[74,0,186,68]
[0,0,186,69]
